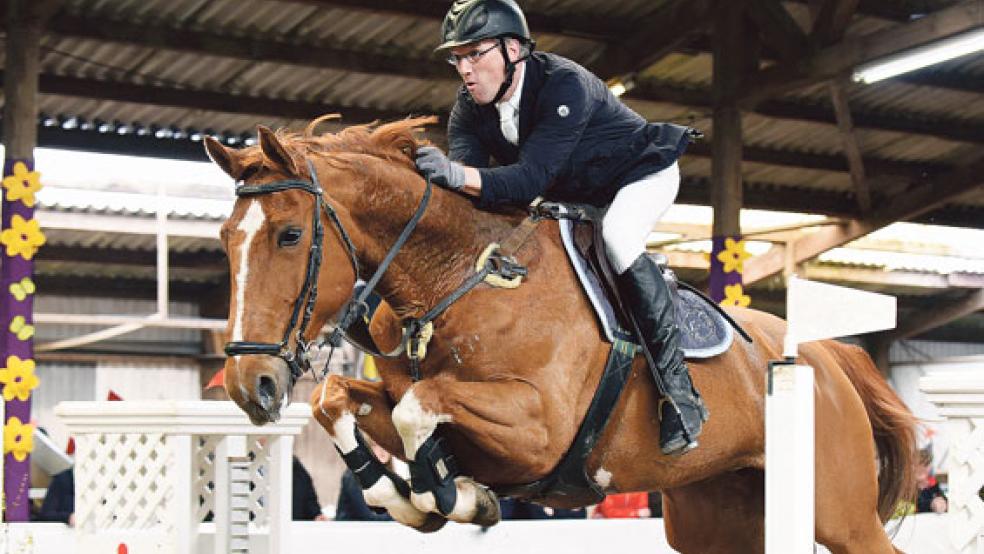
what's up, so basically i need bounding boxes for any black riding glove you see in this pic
[414,146,466,191]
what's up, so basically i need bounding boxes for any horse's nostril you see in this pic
[256,375,278,410]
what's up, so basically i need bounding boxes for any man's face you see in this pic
[450,40,507,105]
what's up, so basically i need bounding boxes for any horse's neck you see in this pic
[358,187,519,318]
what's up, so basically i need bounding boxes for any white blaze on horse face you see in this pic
[391,389,452,459]
[231,200,266,344]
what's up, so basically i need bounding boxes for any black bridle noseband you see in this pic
[223,159,433,388]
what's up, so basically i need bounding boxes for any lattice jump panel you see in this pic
[949,417,984,552]
[75,432,171,533]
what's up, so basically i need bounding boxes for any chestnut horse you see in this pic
[206,117,917,554]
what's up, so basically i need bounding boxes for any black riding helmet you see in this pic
[437,0,535,104]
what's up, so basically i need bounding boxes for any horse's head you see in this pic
[206,124,362,424]
[206,116,438,425]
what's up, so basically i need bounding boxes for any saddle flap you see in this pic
[559,215,735,359]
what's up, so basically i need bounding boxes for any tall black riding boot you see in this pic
[617,254,708,455]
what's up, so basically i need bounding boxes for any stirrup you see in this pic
[658,397,700,456]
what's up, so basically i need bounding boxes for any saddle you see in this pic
[550,202,741,359]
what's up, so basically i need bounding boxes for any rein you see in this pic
[224,156,533,386]
[224,158,429,388]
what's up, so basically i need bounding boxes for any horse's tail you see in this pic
[829,342,918,523]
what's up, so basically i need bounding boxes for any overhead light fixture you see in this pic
[606,76,635,97]
[853,27,984,84]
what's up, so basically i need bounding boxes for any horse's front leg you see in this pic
[391,376,550,527]
[309,374,446,531]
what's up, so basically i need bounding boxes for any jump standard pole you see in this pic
[1,0,47,522]
[766,276,896,553]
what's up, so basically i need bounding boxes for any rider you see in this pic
[414,0,707,456]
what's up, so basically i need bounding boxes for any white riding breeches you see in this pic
[602,162,680,274]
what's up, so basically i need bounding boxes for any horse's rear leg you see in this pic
[310,375,446,531]
[391,378,550,527]
[661,469,764,554]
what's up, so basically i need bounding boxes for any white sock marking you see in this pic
[332,412,359,454]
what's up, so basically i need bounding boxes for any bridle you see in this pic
[223,159,433,388]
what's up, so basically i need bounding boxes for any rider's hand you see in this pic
[414,146,466,191]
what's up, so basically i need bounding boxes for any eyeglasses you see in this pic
[446,43,499,67]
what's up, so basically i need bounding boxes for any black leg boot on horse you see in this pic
[617,254,709,455]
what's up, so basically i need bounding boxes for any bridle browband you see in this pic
[223,158,433,388]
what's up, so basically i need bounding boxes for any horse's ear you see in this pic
[204,136,244,180]
[257,125,298,175]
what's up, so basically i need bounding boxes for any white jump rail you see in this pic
[921,373,984,553]
[767,276,896,554]
[55,400,309,554]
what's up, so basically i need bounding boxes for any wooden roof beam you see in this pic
[630,78,984,144]
[290,0,632,41]
[683,34,981,95]
[742,154,984,283]
[809,0,861,45]
[595,0,715,79]
[746,0,811,61]
[739,0,984,105]
[827,80,872,212]
[40,14,982,143]
[887,288,984,340]
[44,13,453,80]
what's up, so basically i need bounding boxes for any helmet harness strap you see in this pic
[489,36,533,105]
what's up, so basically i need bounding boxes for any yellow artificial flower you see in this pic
[716,237,752,274]
[2,162,42,207]
[4,416,34,462]
[720,283,751,308]
[0,355,39,401]
[0,214,46,260]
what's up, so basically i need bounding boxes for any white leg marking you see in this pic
[231,200,266,343]
[593,467,613,489]
[331,412,360,454]
[329,410,430,527]
[391,389,452,459]
[392,389,454,516]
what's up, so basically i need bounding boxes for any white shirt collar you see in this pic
[496,63,525,115]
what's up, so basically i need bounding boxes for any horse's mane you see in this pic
[268,114,438,171]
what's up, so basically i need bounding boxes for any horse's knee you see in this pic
[309,375,350,427]
[391,387,452,458]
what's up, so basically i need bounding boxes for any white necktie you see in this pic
[499,102,519,145]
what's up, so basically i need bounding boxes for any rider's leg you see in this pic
[391,377,550,526]
[310,374,445,531]
[602,162,707,455]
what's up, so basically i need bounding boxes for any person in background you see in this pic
[591,492,651,519]
[499,497,586,520]
[916,449,947,514]
[335,437,393,521]
[39,467,75,526]
[293,456,328,521]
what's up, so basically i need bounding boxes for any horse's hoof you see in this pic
[416,512,448,534]
[471,484,501,528]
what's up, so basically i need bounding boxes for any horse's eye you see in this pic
[278,227,303,247]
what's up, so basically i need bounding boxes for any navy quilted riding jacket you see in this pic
[448,52,693,209]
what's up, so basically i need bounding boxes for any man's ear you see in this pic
[258,125,299,175]
[204,136,244,180]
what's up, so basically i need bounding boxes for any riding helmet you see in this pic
[436,0,531,52]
